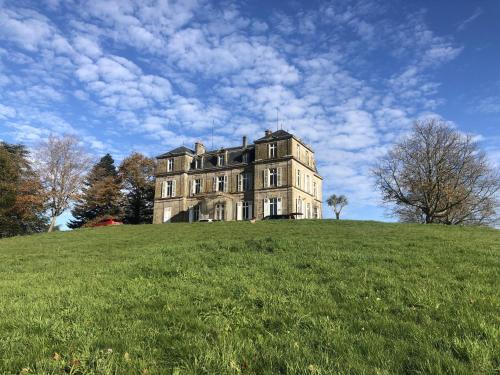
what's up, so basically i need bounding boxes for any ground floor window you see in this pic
[163,206,171,223]
[193,205,200,221]
[215,203,225,221]
[314,206,319,219]
[269,197,278,216]
[243,201,251,220]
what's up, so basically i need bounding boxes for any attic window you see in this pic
[218,154,225,166]
[167,158,174,172]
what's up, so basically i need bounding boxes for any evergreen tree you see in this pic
[119,153,155,224]
[68,154,123,228]
[0,142,48,237]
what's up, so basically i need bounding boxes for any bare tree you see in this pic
[36,135,92,232]
[327,194,348,219]
[372,119,499,225]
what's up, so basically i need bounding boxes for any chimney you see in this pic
[265,129,272,137]
[194,141,205,155]
[242,136,247,148]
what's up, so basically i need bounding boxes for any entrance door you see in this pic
[163,207,172,223]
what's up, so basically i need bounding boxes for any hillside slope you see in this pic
[0,220,498,374]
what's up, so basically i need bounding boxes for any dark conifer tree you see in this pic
[68,153,123,228]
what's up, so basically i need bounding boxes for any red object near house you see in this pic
[92,218,123,227]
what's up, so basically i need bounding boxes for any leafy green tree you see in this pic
[68,154,123,228]
[327,194,348,220]
[119,152,155,224]
[0,142,48,237]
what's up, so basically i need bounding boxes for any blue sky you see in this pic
[1,0,499,225]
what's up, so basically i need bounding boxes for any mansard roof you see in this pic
[157,146,194,158]
[254,129,293,143]
[191,146,255,169]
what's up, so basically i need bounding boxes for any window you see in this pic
[193,205,200,222]
[243,201,252,220]
[305,151,309,165]
[268,143,277,158]
[269,168,277,187]
[314,206,319,219]
[313,182,317,198]
[194,158,202,169]
[218,176,225,192]
[192,179,201,195]
[163,207,171,223]
[264,197,282,217]
[238,173,251,192]
[264,168,281,188]
[296,169,301,188]
[306,203,311,219]
[242,152,248,163]
[215,203,225,220]
[218,154,225,166]
[167,158,174,172]
[162,180,176,198]
[269,198,278,216]
[306,175,310,193]
[213,175,227,192]
[296,144,301,160]
[296,198,303,219]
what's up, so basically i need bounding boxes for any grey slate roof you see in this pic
[254,129,293,143]
[157,146,194,158]
[190,146,255,169]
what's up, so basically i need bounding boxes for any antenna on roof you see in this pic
[211,120,214,150]
[276,107,279,132]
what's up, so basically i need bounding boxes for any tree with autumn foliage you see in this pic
[0,142,48,237]
[119,152,155,224]
[68,154,123,228]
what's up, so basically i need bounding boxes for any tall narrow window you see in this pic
[218,154,225,166]
[269,168,278,187]
[306,175,310,193]
[217,175,226,192]
[239,173,250,192]
[313,182,317,198]
[194,179,201,194]
[296,144,301,161]
[296,169,301,188]
[305,151,309,165]
[215,203,225,220]
[242,152,248,163]
[268,143,277,158]
[269,198,278,216]
[167,158,174,172]
[193,205,200,221]
[243,201,252,220]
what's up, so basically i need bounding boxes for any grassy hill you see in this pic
[0,220,498,374]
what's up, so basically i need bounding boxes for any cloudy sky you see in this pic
[1,0,499,224]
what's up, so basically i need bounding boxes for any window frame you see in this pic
[167,158,174,172]
[268,143,277,158]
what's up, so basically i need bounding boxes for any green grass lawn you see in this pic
[0,220,498,374]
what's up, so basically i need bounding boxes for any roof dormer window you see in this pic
[218,154,225,166]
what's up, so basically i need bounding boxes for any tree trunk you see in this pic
[48,216,57,232]
[335,212,340,220]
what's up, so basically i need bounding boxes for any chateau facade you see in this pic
[152,130,322,223]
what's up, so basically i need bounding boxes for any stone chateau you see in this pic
[152,129,322,223]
